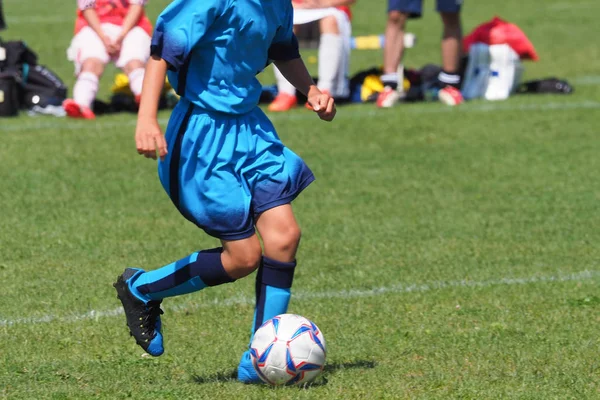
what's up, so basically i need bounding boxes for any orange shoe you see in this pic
[376,87,403,108]
[63,99,96,119]
[437,86,464,106]
[305,89,331,110]
[268,93,297,112]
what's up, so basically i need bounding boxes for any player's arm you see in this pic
[136,56,167,160]
[116,1,147,46]
[135,0,224,159]
[271,3,336,122]
[274,58,335,121]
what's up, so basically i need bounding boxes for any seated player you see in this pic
[63,0,152,119]
[268,0,354,112]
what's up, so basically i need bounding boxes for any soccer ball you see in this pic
[250,314,326,386]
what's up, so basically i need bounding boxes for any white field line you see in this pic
[1,269,598,328]
[3,101,600,134]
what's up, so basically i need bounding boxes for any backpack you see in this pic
[515,78,573,95]
[0,38,68,116]
[0,72,19,116]
[21,64,68,108]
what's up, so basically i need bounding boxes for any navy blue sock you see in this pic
[132,248,235,301]
[251,256,296,335]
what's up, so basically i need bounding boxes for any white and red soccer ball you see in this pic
[250,314,326,386]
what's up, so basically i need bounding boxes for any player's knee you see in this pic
[123,59,145,75]
[270,225,302,256]
[81,58,104,77]
[441,12,461,29]
[232,246,262,276]
[388,11,408,28]
[319,15,339,34]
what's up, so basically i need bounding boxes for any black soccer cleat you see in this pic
[113,268,164,356]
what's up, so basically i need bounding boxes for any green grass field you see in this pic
[2,0,600,398]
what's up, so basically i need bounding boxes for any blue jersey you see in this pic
[151,0,300,114]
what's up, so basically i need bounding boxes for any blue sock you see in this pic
[251,257,296,336]
[131,248,234,301]
[238,256,296,382]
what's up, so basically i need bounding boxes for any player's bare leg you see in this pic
[378,11,409,107]
[440,12,462,77]
[220,235,263,279]
[436,12,464,105]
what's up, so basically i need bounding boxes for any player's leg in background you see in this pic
[317,15,343,96]
[64,58,104,119]
[437,0,463,88]
[377,0,419,107]
[434,0,464,105]
[238,204,301,383]
[117,27,151,103]
[64,26,111,119]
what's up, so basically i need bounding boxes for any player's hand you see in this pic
[307,86,336,121]
[102,36,119,56]
[112,35,124,54]
[135,118,168,160]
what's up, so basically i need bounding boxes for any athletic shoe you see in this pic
[62,99,96,119]
[268,93,297,112]
[237,350,261,384]
[437,85,464,106]
[305,89,331,110]
[113,268,164,356]
[376,87,403,108]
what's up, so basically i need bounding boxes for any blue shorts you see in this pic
[158,99,315,241]
[388,0,462,16]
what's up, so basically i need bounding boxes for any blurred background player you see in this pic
[63,0,152,119]
[268,0,354,112]
[377,0,464,107]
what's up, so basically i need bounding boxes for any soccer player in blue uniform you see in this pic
[112,0,336,384]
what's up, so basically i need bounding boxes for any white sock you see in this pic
[274,65,296,96]
[381,73,399,86]
[128,68,145,97]
[318,33,343,93]
[73,72,99,109]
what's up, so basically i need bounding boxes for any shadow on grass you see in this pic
[191,359,377,386]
